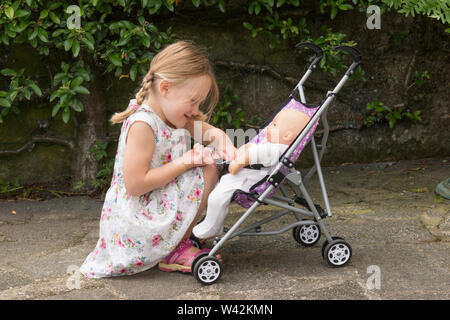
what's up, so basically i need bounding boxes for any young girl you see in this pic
[79,41,237,278]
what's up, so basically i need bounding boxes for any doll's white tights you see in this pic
[192,174,238,239]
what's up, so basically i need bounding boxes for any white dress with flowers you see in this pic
[79,101,204,278]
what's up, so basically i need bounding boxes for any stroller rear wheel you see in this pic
[293,222,321,246]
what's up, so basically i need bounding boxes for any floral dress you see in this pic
[79,100,204,278]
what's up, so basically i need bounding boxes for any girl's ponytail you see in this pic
[109,72,154,124]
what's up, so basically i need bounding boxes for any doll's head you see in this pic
[266,108,311,145]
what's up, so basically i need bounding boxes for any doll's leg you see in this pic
[193,174,238,239]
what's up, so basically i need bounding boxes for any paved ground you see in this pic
[0,157,449,300]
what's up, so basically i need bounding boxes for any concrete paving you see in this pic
[0,157,449,300]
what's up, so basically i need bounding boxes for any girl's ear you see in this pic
[159,79,170,97]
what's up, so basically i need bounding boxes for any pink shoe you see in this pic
[158,238,211,273]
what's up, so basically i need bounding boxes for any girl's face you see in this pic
[159,75,211,128]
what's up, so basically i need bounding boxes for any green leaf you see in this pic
[331,6,338,19]
[72,40,80,57]
[38,28,48,42]
[49,2,63,10]
[29,27,39,40]
[243,22,253,30]
[71,76,84,89]
[40,9,48,19]
[64,38,73,51]
[255,3,261,15]
[71,99,84,112]
[192,0,200,7]
[277,0,286,8]
[23,87,31,100]
[81,37,95,51]
[218,0,226,13]
[142,36,150,47]
[15,9,30,18]
[29,83,42,96]
[1,69,17,77]
[52,103,61,117]
[388,118,396,129]
[5,7,14,20]
[0,98,11,107]
[73,86,90,95]
[62,107,70,123]
[338,4,353,11]
[130,64,138,81]
[226,113,232,124]
[52,29,65,37]
[49,11,61,24]
[109,53,122,67]
[164,1,174,12]
[50,90,60,102]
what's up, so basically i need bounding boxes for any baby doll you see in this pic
[193,108,310,239]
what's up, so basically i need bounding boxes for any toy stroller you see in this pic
[191,42,362,285]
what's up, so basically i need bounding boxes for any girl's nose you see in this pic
[192,104,200,116]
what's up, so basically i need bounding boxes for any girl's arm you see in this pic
[185,120,237,160]
[123,122,213,197]
[123,122,189,196]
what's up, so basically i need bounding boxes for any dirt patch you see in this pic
[0,176,102,201]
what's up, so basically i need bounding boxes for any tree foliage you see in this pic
[0,0,172,124]
[0,0,448,125]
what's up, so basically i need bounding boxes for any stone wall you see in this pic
[0,6,449,184]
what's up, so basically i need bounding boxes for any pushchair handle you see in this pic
[332,45,362,76]
[295,42,323,70]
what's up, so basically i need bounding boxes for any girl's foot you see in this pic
[158,238,222,273]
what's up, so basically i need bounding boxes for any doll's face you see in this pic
[266,109,310,145]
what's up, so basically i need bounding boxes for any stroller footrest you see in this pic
[294,196,327,219]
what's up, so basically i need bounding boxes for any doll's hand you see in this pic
[228,149,247,174]
[228,160,241,175]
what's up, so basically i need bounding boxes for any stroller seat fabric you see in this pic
[232,97,320,208]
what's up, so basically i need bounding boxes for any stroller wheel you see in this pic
[323,239,352,267]
[193,256,222,285]
[293,223,321,246]
[321,236,344,259]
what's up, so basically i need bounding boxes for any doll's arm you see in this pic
[228,144,251,174]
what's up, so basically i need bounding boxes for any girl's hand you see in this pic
[182,143,217,168]
[216,136,238,161]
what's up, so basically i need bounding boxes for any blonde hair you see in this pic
[110,40,219,124]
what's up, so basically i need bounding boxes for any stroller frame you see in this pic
[192,43,362,285]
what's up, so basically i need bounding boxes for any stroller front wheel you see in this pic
[193,256,222,285]
[323,239,352,267]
